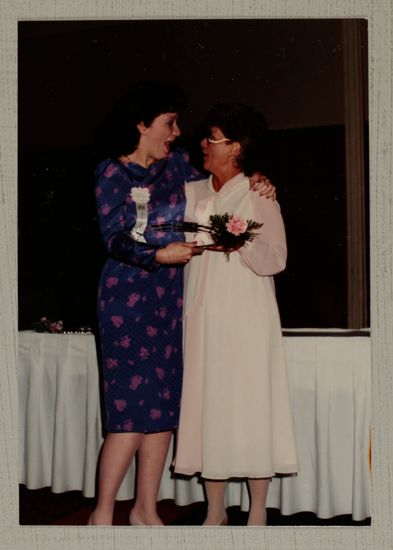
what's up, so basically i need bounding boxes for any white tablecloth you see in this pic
[18,331,102,495]
[18,330,371,520]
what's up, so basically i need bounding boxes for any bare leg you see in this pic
[246,478,270,526]
[90,432,143,525]
[203,480,228,525]
[129,430,173,525]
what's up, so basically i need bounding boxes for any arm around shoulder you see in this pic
[238,192,287,276]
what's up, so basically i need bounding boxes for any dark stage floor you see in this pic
[19,485,371,527]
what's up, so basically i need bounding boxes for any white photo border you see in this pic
[1,1,391,549]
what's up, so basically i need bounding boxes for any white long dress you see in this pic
[174,173,298,479]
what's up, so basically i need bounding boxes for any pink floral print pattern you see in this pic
[95,149,203,433]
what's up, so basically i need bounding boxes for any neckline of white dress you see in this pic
[207,172,246,195]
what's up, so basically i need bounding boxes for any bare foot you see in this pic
[247,509,267,526]
[203,513,228,526]
[129,508,163,526]
[87,511,113,526]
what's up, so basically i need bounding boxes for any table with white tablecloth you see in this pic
[18,329,371,520]
[18,330,103,495]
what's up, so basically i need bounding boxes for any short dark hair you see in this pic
[96,81,187,159]
[203,103,268,176]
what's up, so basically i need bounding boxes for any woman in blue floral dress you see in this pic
[90,82,275,526]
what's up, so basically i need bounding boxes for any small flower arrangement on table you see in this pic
[32,317,93,334]
[32,317,64,333]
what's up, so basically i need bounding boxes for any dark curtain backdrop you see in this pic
[18,19,364,331]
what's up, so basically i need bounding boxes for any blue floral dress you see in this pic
[95,149,203,433]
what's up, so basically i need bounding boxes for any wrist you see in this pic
[156,247,170,264]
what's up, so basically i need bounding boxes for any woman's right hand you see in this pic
[155,242,197,264]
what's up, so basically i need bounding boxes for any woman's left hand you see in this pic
[249,172,276,199]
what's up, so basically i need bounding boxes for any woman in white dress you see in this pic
[174,103,298,526]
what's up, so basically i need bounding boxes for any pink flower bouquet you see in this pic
[198,213,263,259]
[147,214,263,259]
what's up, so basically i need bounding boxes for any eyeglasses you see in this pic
[207,137,231,144]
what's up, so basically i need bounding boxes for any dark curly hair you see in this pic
[202,103,268,176]
[96,80,187,159]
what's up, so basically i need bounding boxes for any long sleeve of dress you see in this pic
[95,160,160,271]
[238,192,287,276]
